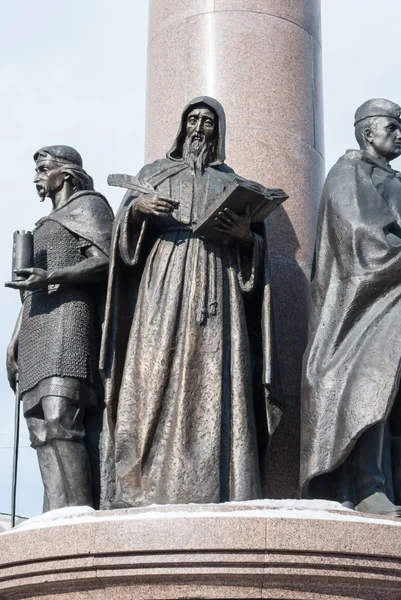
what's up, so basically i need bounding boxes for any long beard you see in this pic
[182,135,214,174]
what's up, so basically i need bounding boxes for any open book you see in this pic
[192,178,288,243]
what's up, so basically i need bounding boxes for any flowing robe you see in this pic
[301,150,401,502]
[101,159,279,507]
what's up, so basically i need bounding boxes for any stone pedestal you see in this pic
[1,501,401,600]
[145,0,325,498]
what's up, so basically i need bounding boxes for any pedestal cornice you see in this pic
[1,501,401,599]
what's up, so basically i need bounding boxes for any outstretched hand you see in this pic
[5,268,49,291]
[214,205,253,250]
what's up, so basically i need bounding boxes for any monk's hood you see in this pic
[166,96,226,167]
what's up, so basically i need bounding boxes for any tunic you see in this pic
[18,219,96,403]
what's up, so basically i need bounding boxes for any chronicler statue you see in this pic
[100,96,285,508]
[301,99,401,516]
[6,145,114,511]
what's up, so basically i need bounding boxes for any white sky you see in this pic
[0,0,400,517]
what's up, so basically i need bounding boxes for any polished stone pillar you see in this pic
[145,0,324,498]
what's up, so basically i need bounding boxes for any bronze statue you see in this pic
[100,97,284,508]
[301,99,401,516]
[6,145,114,512]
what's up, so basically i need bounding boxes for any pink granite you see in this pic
[149,0,322,44]
[227,129,325,265]
[27,593,106,600]
[146,11,319,162]
[1,502,401,599]
[214,0,322,43]
[148,0,214,44]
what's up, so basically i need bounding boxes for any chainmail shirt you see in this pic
[18,219,96,397]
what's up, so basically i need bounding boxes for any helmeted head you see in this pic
[354,99,401,163]
[167,96,226,172]
[33,145,94,201]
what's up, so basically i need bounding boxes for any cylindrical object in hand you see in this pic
[12,231,33,281]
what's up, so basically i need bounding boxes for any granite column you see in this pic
[145,0,325,498]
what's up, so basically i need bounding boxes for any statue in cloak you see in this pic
[301,99,401,516]
[99,96,283,508]
[6,145,114,511]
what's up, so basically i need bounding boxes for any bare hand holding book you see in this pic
[192,178,288,244]
[108,174,288,245]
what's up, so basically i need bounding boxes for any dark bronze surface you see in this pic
[5,145,114,513]
[192,179,287,245]
[12,231,33,282]
[301,99,401,516]
[100,97,285,508]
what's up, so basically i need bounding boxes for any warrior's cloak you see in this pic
[301,150,401,500]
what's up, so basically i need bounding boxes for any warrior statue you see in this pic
[100,96,283,508]
[6,145,114,511]
[301,99,401,516]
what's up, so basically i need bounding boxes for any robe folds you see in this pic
[301,150,401,501]
[99,158,283,508]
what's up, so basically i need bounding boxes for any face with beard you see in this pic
[33,157,65,201]
[182,106,216,173]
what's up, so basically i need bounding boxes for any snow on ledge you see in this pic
[4,499,401,534]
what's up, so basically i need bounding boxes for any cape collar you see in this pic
[34,190,108,228]
[345,149,401,177]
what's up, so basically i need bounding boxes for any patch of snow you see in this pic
[4,499,401,534]
[6,506,95,534]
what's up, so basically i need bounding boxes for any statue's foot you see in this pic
[111,499,133,510]
[355,492,401,517]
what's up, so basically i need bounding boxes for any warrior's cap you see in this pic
[354,98,401,126]
[33,145,83,168]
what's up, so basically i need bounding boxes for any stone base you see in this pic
[1,500,401,599]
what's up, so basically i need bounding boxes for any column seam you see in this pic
[234,125,325,160]
[311,36,317,151]
[148,10,322,48]
[146,123,325,160]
